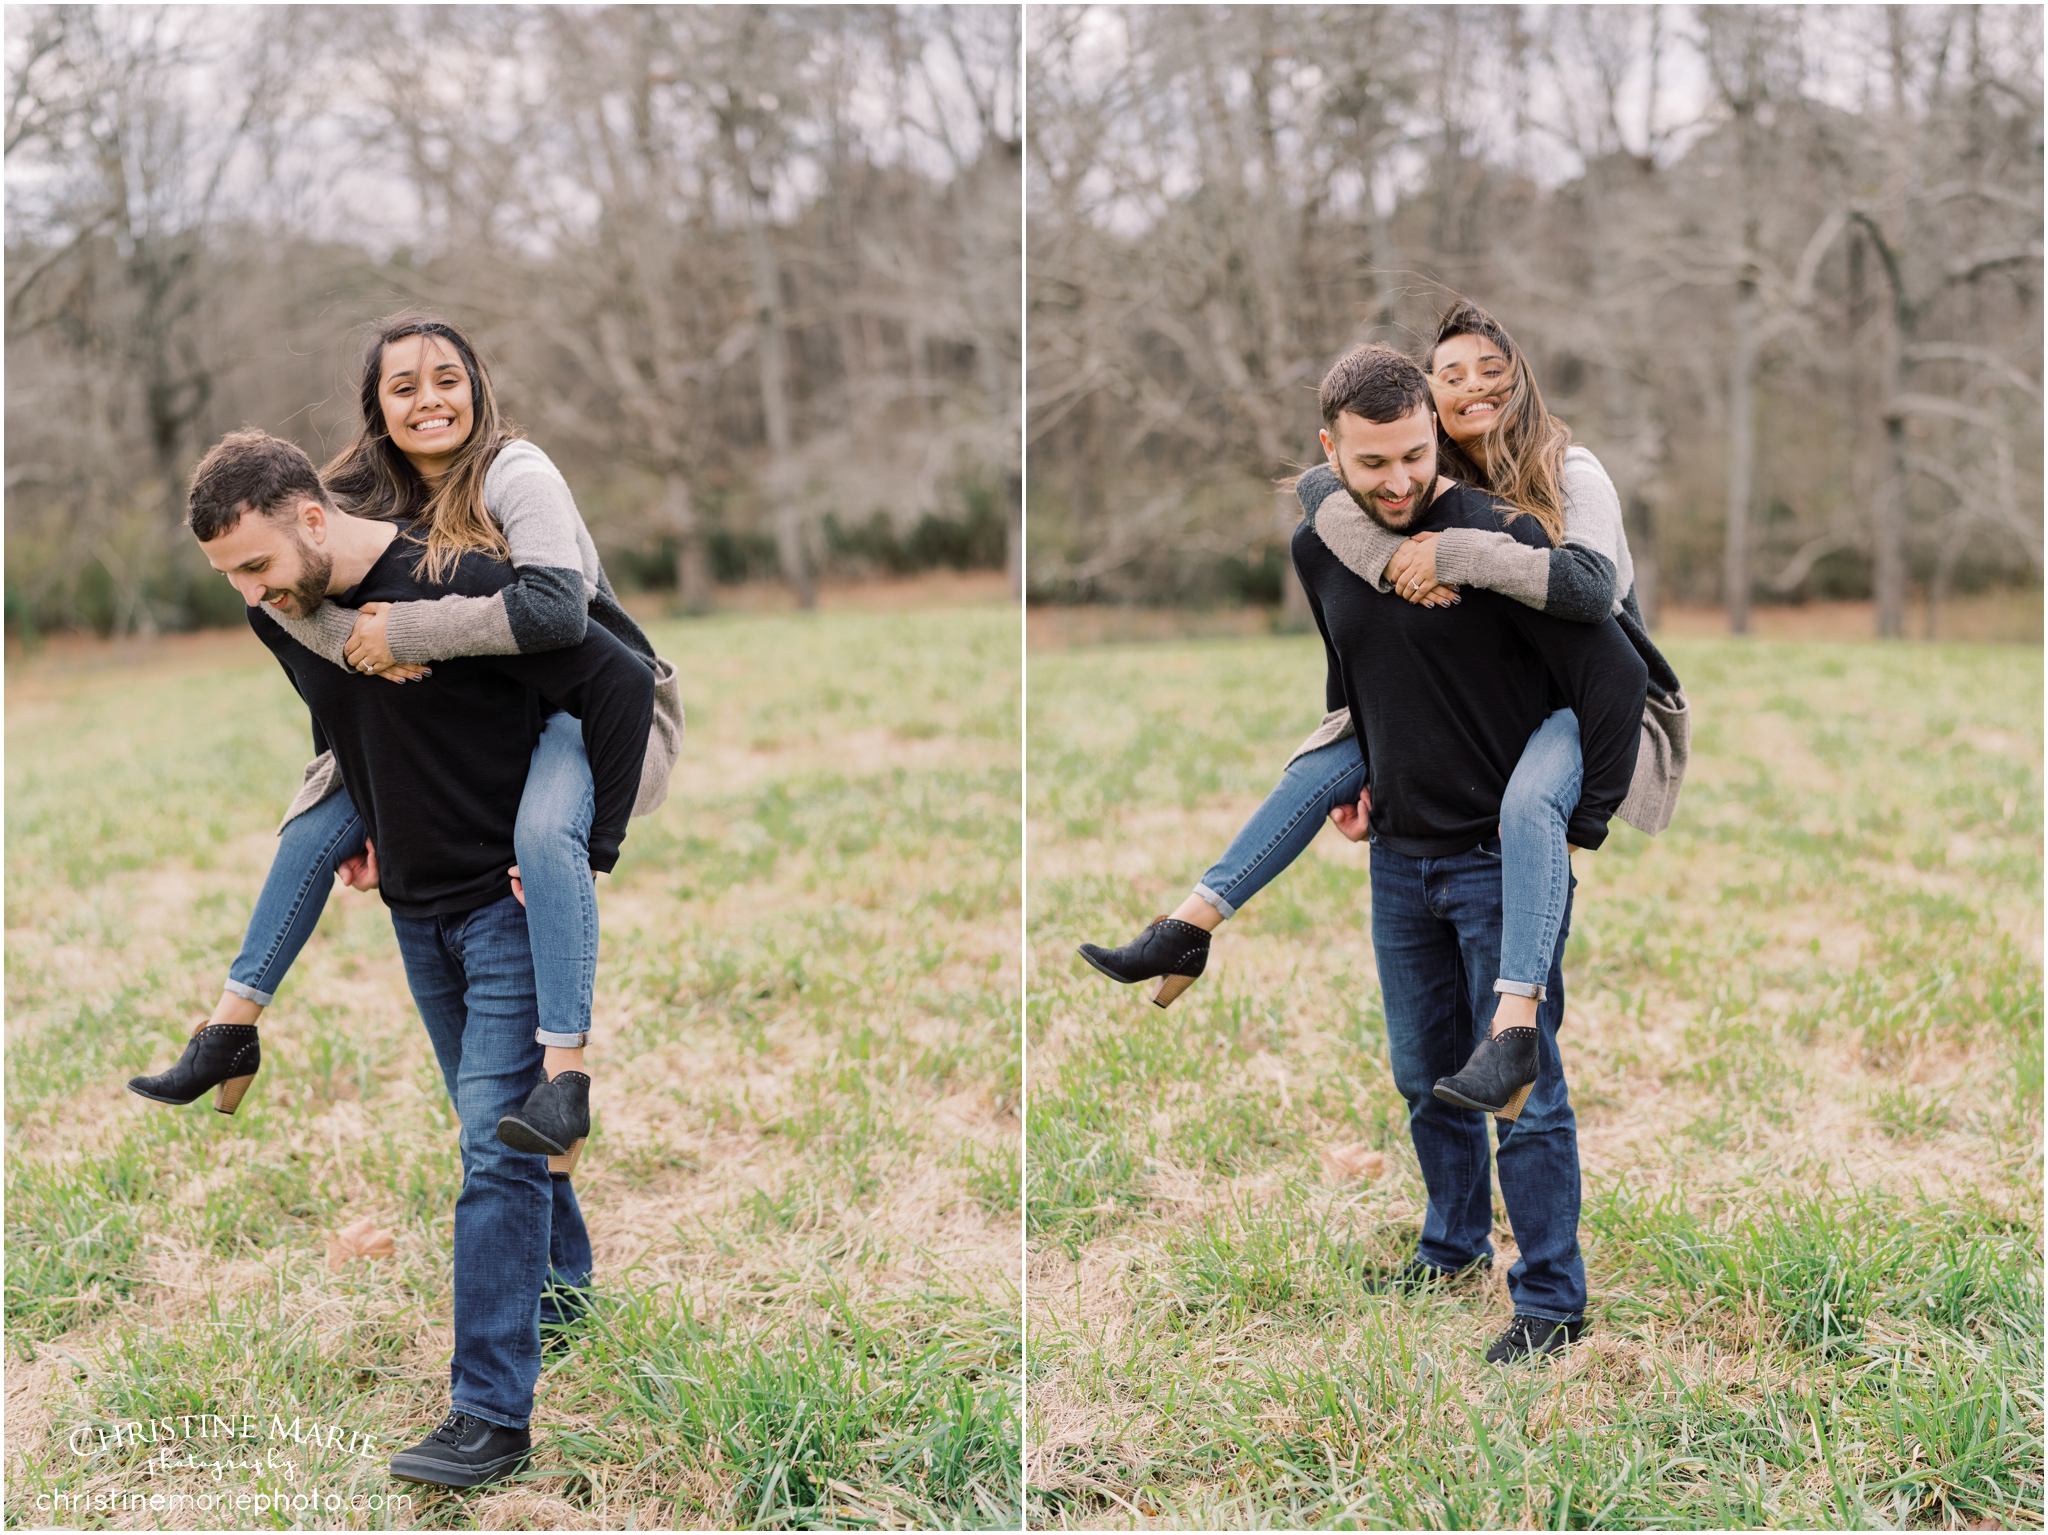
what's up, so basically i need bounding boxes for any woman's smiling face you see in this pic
[377,333,475,477]
[1428,331,1512,449]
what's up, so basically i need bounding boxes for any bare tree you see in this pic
[6,6,284,632]
[7,5,1019,636]
[1839,7,2044,636]
[1027,4,2042,631]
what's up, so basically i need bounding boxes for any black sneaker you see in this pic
[1363,1254,1491,1294]
[1484,1314,1586,1364]
[388,1409,531,1487]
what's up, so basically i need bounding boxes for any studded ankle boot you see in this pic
[1077,917,1211,1007]
[128,1023,262,1114]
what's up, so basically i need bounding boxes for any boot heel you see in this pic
[548,1139,586,1181]
[215,1074,256,1115]
[1497,1082,1534,1123]
[1151,974,1196,1008]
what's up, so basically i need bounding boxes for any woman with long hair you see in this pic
[1079,298,1684,1119]
[128,315,683,1175]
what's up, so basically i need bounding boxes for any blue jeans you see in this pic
[1370,838,1585,1323]
[516,712,600,1048]
[225,788,367,1004]
[225,713,600,1046]
[1197,712,1583,997]
[1499,709,1580,991]
[1195,736,1368,919]
[390,894,593,1429]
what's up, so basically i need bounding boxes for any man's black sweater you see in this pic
[1294,481,1648,856]
[251,536,656,920]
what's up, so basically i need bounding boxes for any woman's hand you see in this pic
[1328,786,1373,843]
[344,601,428,683]
[344,602,397,675]
[1386,532,1458,607]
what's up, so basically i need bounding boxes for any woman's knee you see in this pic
[514,797,591,866]
[1319,759,1368,811]
[286,806,365,879]
[1500,773,1565,829]
[1503,751,1579,824]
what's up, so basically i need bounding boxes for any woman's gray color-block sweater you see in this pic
[272,439,683,822]
[1290,445,1688,835]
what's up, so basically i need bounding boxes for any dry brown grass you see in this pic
[1025,630,2041,1528]
[7,604,1021,1528]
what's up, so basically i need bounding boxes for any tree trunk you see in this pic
[739,171,814,610]
[664,470,712,616]
[1629,492,1660,630]
[1275,484,1311,632]
[1874,411,1909,638]
[1003,468,1023,600]
[1074,391,1103,549]
[1723,291,1758,635]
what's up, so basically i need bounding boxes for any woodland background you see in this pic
[1026,4,2043,635]
[5,4,1021,639]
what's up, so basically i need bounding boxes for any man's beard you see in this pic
[1337,467,1437,533]
[264,536,332,618]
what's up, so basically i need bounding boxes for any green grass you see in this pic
[5,605,1021,1530]
[1026,633,2042,1529]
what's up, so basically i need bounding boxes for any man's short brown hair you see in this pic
[1319,344,1432,428]
[187,430,329,542]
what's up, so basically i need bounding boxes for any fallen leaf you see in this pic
[1319,1142,1385,1184]
[326,1216,395,1272]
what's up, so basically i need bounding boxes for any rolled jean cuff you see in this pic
[1512,1305,1584,1327]
[1494,978,1547,1001]
[535,1028,591,1049]
[1192,884,1237,921]
[222,979,274,1007]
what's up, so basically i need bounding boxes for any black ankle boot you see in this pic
[1432,1027,1540,1120]
[127,1024,261,1114]
[497,1071,590,1174]
[1077,917,1211,1007]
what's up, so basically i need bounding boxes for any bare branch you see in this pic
[1945,241,2043,284]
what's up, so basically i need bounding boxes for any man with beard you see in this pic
[1291,344,1646,1361]
[182,429,654,1484]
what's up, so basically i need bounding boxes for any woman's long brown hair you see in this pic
[322,315,521,581]
[1427,300,1571,548]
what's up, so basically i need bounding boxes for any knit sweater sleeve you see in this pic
[266,602,360,668]
[377,440,594,665]
[1428,447,1626,623]
[1294,464,1404,589]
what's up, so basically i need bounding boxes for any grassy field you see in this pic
[1026,632,2042,1529]
[5,605,1021,1530]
